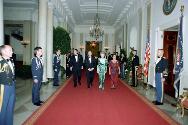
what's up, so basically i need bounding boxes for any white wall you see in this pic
[149,0,188,94]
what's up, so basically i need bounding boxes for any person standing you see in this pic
[31,47,43,106]
[70,49,83,87]
[85,51,96,88]
[120,53,126,79]
[66,52,71,79]
[97,51,108,90]
[109,54,120,89]
[131,50,139,87]
[0,45,15,125]
[153,49,168,105]
[53,49,61,86]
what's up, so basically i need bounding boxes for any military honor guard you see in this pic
[85,51,96,88]
[153,49,168,105]
[0,45,15,125]
[53,49,61,86]
[31,47,44,106]
[97,51,108,90]
[131,50,139,87]
[70,49,83,87]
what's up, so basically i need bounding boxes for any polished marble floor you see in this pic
[13,78,188,125]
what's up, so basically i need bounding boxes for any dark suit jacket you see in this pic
[53,55,61,71]
[70,54,83,72]
[85,56,96,74]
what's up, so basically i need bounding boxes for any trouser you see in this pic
[32,79,42,104]
[155,73,164,103]
[0,83,16,125]
[86,71,94,87]
[66,66,71,78]
[54,69,60,85]
[120,64,125,79]
[73,70,81,86]
[99,73,105,88]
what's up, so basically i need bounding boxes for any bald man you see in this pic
[0,45,15,125]
[153,49,168,105]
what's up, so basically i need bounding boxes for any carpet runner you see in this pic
[23,73,179,125]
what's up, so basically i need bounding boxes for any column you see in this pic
[46,2,53,79]
[0,0,4,45]
[38,0,48,82]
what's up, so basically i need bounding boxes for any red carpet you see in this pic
[23,72,179,125]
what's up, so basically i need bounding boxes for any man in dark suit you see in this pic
[85,51,96,88]
[132,50,139,87]
[0,45,15,125]
[31,47,44,106]
[53,49,61,86]
[70,49,83,87]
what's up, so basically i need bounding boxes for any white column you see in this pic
[46,2,53,79]
[0,0,4,45]
[38,0,48,82]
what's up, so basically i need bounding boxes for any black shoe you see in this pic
[74,84,77,87]
[152,101,163,105]
[34,102,41,106]
[39,100,44,103]
[53,84,59,86]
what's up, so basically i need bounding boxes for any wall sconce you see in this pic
[21,40,30,48]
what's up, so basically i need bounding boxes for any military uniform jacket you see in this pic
[155,57,168,73]
[53,55,61,71]
[0,57,15,85]
[31,57,43,80]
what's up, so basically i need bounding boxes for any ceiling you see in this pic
[64,0,135,26]
[3,0,145,27]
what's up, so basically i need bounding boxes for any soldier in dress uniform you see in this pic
[0,45,15,125]
[153,49,168,105]
[31,47,44,106]
[131,50,139,87]
[53,49,61,86]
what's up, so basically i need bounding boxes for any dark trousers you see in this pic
[0,83,15,125]
[53,69,60,85]
[155,73,164,103]
[86,71,94,88]
[132,67,137,86]
[32,79,41,104]
[73,70,81,87]
[66,66,71,78]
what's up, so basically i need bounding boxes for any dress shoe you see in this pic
[39,100,44,103]
[152,101,163,105]
[34,103,41,106]
[53,84,59,86]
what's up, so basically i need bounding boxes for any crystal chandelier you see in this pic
[89,0,104,40]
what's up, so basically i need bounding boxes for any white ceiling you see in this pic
[3,0,146,27]
[64,0,135,26]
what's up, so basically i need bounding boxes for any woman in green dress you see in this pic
[97,51,108,90]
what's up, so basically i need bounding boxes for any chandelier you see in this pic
[89,0,104,40]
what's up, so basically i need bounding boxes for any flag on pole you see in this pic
[143,30,151,78]
[174,14,184,98]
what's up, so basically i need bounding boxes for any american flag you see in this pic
[174,14,184,97]
[143,36,150,78]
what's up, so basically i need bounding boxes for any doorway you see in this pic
[85,41,101,57]
[163,30,178,97]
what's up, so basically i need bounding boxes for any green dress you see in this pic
[97,58,108,90]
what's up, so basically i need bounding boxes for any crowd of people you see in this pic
[0,45,168,125]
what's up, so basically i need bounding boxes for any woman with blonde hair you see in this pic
[97,51,108,90]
